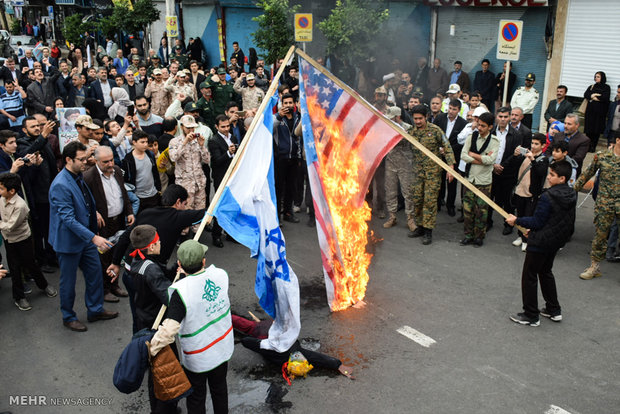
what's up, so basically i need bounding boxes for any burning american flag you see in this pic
[298,55,404,311]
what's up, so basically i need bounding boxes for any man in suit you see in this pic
[19,49,35,71]
[84,146,134,303]
[188,60,206,91]
[121,71,144,102]
[544,113,590,176]
[40,47,58,68]
[88,67,117,109]
[26,67,60,117]
[208,114,238,248]
[449,61,470,95]
[488,106,523,234]
[49,141,119,332]
[510,107,532,149]
[0,58,20,85]
[434,99,468,216]
[543,85,573,130]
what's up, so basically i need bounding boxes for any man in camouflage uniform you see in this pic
[575,134,620,279]
[371,86,390,219]
[408,105,456,244]
[168,115,211,211]
[383,106,416,232]
[196,81,216,131]
[213,68,237,116]
[171,45,189,70]
[233,72,265,112]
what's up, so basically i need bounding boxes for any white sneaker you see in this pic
[293,206,301,213]
[512,237,522,247]
[521,242,527,252]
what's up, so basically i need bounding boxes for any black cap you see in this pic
[525,73,535,81]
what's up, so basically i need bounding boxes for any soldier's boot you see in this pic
[408,226,425,238]
[579,261,602,280]
[422,228,433,245]
[383,214,397,228]
[407,214,416,232]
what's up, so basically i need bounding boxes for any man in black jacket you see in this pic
[208,114,238,247]
[488,106,522,234]
[507,160,576,326]
[543,85,573,130]
[434,99,467,216]
[272,94,301,223]
[510,107,532,149]
[17,116,58,269]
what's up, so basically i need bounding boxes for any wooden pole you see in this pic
[502,61,511,107]
[151,45,297,331]
[295,48,517,225]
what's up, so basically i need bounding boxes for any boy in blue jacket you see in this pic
[506,160,576,326]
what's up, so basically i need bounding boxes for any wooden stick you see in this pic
[295,48,520,228]
[151,46,297,331]
[191,45,297,242]
[248,311,260,322]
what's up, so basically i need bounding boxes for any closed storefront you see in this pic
[430,2,549,130]
[559,0,620,99]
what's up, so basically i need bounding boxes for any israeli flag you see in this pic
[213,95,301,352]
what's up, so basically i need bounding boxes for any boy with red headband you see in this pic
[128,224,170,331]
[128,224,178,413]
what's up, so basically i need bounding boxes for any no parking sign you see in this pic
[496,20,523,61]
[294,13,313,42]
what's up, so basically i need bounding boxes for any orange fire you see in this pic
[306,95,373,311]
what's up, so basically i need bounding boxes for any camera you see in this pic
[20,156,31,164]
[519,146,528,156]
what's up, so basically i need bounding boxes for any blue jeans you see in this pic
[57,244,104,322]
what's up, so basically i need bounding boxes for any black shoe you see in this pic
[212,237,224,248]
[456,215,464,223]
[473,238,483,248]
[447,206,456,217]
[283,213,300,223]
[460,237,474,246]
[540,307,562,322]
[307,217,316,227]
[510,312,539,326]
[408,226,425,238]
[422,229,432,245]
[502,225,513,235]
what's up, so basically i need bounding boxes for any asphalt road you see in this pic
[1,190,619,414]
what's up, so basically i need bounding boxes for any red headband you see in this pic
[129,232,160,260]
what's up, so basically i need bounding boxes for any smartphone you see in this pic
[236,110,246,117]
[519,146,528,156]
[127,105,135,117]
[20,156,31,164]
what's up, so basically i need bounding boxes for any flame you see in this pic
[306,95,373,311]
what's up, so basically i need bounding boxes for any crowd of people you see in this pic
[0,32,618,412]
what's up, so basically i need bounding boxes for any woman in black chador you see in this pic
[584,71,610,152]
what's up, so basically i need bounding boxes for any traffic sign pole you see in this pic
[502,61,510,107]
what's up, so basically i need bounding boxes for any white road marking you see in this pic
[544,405,573,414]
[396,325,436,348]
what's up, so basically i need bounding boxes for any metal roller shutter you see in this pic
[560,0,620,97]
